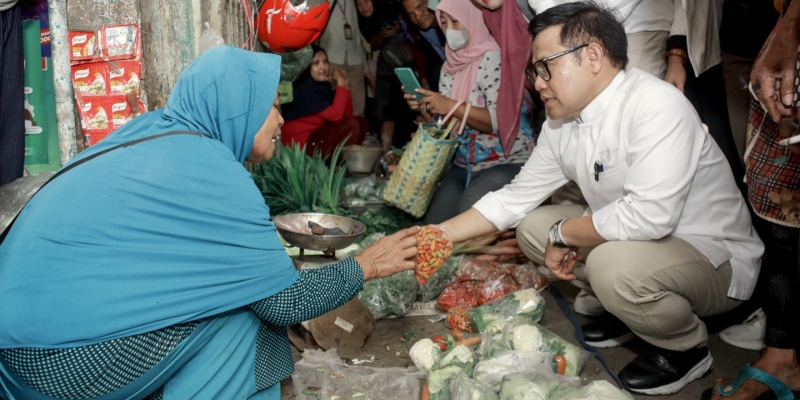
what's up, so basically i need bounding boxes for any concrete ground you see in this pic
[279,281,759,400]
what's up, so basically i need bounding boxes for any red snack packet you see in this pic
[72,62,109,97]
[69,30,97,62]
[109,60,141,95]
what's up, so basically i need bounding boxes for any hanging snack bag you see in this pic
[109,60,141,95]
[100,24,140,61]
[72,62,109,97]
[69,30,97,62]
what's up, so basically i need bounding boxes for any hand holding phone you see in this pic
[395,67,423,102]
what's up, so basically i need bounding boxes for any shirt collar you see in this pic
[578,69,626,124]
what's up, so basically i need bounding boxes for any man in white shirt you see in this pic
[438,2,763,395]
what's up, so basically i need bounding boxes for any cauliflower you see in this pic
[409,339,442,373]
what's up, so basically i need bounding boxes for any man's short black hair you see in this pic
[529,1,628,70]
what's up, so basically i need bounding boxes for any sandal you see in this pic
[700,365,800,400]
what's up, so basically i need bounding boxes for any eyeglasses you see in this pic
[526,44,588,83]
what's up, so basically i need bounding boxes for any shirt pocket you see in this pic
[586,162,628,206]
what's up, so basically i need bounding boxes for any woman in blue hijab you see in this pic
[0,46,419,400]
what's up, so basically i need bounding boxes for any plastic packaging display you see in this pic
[554,380,634,400]
[418,255,463,302]
[472,351,553,392]
[438,282,480,312]
[357,269,418,319]
[468,289,546,333]
[450,373,499,400]
[446,306,475,332]
[497,364,581,400]
[431,345,477,376]
[198,22,225,55]
[501,320,590,376]
[409,338,443,374]
[415,226,454,284]
[291,348,421,400]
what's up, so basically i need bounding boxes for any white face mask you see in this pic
[445,28,469,51]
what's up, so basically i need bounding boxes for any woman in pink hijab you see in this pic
[403,0,535,224]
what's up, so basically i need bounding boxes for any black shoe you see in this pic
[582,312,635,348]
[620,346,713,395]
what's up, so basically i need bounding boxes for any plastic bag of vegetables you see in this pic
[502,320,590,376]
[438,281,481,312]
[427,366,463,400]
[409,338,443,374]
[432,344,478,376]
[477,330,512,360]
[472,351,553,392]
[446,306,475,332]
[553,380,634,400]
[357,269,419,319]
[468,289,545,333]
[419,255,463,302]
[450,372,499,400]
[498,364,581,400]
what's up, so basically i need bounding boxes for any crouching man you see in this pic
[437,1,764,395]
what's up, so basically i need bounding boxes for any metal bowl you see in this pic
[342,145,384,174]
[272,213,366,251]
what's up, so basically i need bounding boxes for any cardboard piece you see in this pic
[291,298,376,359]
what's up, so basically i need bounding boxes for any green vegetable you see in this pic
[553,380,634,400]
[357,270,418,319]
[356,206,420,238]
[251,141,348,216]
[472,351,552,392]
[498,368,581,400]
[450,373,498,400]
[505,321,586,376]
[409,338,443,373]
[432,345,477,376]
[468,289,545,333]
[418,255,463,302]
[428,366,463,400]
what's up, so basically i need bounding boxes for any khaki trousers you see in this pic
[516,205,742,351]
[627,30,669,79]
[329,62,366,117]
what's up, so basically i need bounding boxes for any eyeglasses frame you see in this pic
[526,43,589,84]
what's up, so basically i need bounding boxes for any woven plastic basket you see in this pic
[383,101,470,217]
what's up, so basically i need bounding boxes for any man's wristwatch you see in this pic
[548,219,571,248]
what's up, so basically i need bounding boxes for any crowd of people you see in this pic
[1,0,799,399]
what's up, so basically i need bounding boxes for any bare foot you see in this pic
[710,348,800,400]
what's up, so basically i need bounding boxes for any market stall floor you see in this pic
[279,281,760,400]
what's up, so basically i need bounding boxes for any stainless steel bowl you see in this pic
[342,145,384,174]
[272,213,366,251]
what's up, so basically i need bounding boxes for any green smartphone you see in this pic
[394,67,424,101]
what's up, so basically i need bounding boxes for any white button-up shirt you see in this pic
[473,69,763,300]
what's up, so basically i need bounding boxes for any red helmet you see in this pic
[257,0,331,53]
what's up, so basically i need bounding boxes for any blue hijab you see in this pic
[0,46,299,348]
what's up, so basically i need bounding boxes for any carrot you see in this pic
[421,382,430,400]
[450,328,464,341]
[555,355,567,375]
[455,336,482,347]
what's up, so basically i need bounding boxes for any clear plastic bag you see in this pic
[498,364,581,400]
[409,338,443,374]
[472,351,553,392]
[553,381,634,400]
[357,269,418,319]
[467,289,545,333]
[437,281,480,312]
[292,348,421,400]
[478,275,519,305]
[455,259,510,283]
[501,319,591,376]
[445,306,475,332]
[508,263,548,291]
[432,345,477,376]
[450,372,499,400]
[477,330,511,360]
[418,255,463,302]
[198,22,225,55]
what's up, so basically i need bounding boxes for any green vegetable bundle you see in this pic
[357,270,418,319]
[251,141,347,216]
[467,289,545,334]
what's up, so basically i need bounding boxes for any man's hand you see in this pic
[543,240,582,281]
[665,56,687,94]
[750,20,800,122]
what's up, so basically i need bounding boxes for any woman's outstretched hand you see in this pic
[354,226,420,281]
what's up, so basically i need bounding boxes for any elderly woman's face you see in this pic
[309,51,330,83]
[248,96,283,163]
